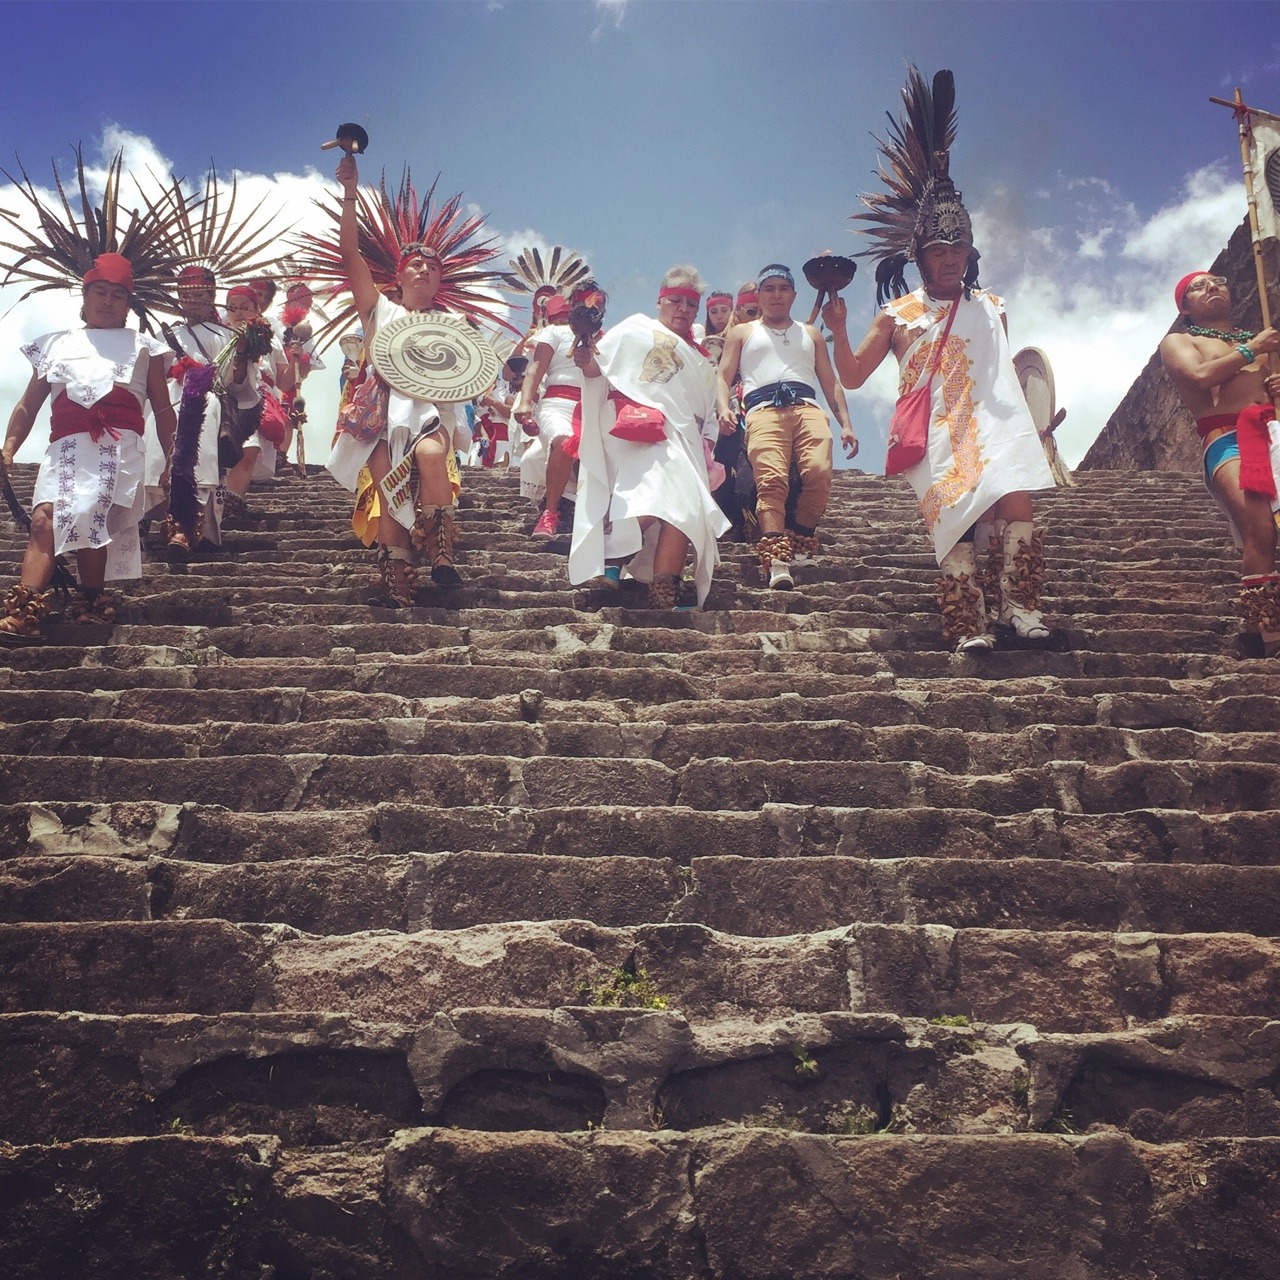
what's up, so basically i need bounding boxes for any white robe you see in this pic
[888,288,1053,563]
[570,314,729,604]
[22,328,166,581]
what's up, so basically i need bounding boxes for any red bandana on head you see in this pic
[83,252,133,292]
[1174,271,1211,311]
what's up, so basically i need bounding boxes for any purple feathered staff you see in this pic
[166,363,217,544]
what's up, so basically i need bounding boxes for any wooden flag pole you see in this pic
[1211,89,1274,331]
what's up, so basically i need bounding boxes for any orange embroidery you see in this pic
[889,294,930,325]
[900,334,983,531]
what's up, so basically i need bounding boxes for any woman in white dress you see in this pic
[0,253,177,643]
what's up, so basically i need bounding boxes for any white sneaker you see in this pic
[769,561,794,590]
[955,632,996,654]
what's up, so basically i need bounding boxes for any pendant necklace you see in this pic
[763,321,791,346]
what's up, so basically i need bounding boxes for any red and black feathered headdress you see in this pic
[289,169,516,349]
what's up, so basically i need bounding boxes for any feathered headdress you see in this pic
[0,146,189,329]
[152,167,291,290]
[289,169,516,349]
[501,246,592,303]
[853,67,978,305]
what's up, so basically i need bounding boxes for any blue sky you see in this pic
[2,0,1278,469]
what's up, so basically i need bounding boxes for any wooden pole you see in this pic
[1212,90,1275,330]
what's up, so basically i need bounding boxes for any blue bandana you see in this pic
[757,263,794,289]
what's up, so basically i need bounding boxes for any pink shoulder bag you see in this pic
[884,296,959,477]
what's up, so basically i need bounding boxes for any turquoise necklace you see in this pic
[1188,323,1255,343]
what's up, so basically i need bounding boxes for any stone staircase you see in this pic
[1,462,1277,1279]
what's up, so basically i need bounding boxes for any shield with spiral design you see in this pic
[369,313,500,403]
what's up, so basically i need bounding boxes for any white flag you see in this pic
[1247,114,1280,242]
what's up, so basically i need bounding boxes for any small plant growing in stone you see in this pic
[1045,1106,1079,1134]
[166,1116,193,1136]
[792,1045,820,1079]
[828,1106,880,1136]
[929,1013,971,1027]
[1011,1071,1031,1106]
[741,1102,800,1131]
[589,966,669,1010]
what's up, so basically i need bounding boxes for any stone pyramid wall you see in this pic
[1,463,1278,1278]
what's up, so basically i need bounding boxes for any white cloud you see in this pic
[590,0,628,41]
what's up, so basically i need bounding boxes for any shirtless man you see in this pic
[1160,270,1280,651]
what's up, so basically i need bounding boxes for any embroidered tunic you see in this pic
[887,288,1053,563]
[24,327,166,580]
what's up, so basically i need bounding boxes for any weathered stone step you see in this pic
[8,717,1279,780]
[1,918,1276,1031]
[3,1009,1275,1147]
[5,853,1277,940]
[2,1126,1274,1278]
[12,800,1280,869]
[4,751,1279,815]
[5,679,1280,739]
[674,856,1280,937]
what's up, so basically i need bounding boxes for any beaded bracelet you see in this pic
[1237,343,1256,364]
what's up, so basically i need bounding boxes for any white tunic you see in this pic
[570,314,729,604]
[326,297,464,530]
[520,324,583,502]
[887,288,1054,563]
[23,327,166,580]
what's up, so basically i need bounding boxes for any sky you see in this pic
[1,0,1278,473]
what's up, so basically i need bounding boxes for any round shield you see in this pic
[1012,346,1055,434]
[369,313,500,403]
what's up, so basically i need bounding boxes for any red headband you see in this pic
[544,296,570,321]
[1174,271,1211,311]
[177,265,216,287]
[226,285,259,309]
[82,252,133,292]
[659,286,701,305]
[736,288,759,305]
[707,292,732,305]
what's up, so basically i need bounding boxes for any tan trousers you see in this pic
[744,403,834,531]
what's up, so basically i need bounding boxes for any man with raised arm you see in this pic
[1160,270,1280,652]
[823,67,1054,653]
[715,263,857,591]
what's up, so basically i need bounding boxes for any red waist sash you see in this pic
[544,384,583,458]
[49,387,144,443]
[1198,404,1276,500]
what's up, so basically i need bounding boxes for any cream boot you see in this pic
[936,542,994,653]
[998,520,1050,641]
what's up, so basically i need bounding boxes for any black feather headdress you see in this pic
[0,147,190,329]
[853,67,978,304]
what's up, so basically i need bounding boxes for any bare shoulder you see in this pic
[1159,330,1197,361]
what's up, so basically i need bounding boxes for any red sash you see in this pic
[1198,404,1276,500]
[49,387,144,443]
[544,384,583,459]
